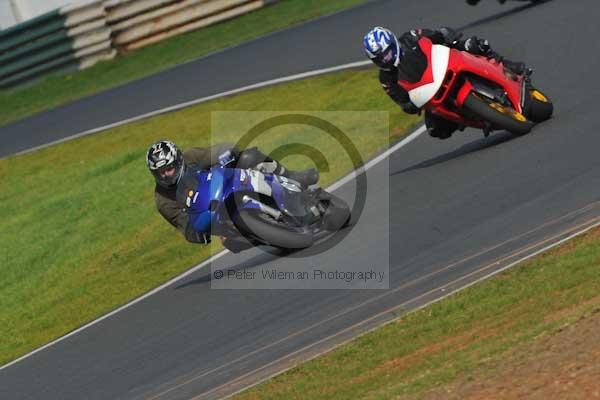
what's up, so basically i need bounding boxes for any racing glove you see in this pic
[217,149,237,167]
[401,101,421,115]
[463,36,491,56]
[439,27,463,47]
[185,223,211,244]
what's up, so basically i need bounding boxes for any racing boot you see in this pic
[237,147,319,187]
[256,158,319,187]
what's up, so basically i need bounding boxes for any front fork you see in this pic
[242,195,282,220]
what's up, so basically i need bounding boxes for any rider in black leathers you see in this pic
[146,140,319,245]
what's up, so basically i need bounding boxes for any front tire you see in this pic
[463,93,534,135]
[233,209,313,250]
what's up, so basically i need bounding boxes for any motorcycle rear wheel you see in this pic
[526,88,554,122]
[317,190,351,231]
[463,93,534,135]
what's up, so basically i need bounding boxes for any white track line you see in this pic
[0,122,425,372]
[216,219,600,400]
[329,125,427,191]
[0,252,230,372]
[7,60,370,159]
[3,55,593,388]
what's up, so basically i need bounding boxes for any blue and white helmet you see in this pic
[363,27,401,70]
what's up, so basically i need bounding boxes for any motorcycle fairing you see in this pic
[182,167,315,235]
[399,39,450,108]
[398,37,526,127]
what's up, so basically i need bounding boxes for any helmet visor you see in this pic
[152,159,183,187]
[372,46,397,69]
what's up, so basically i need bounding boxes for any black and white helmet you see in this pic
[146,140,184,188]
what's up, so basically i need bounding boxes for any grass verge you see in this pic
[0,67,420,366]
[232,227,600,399]
[0,0,369,128]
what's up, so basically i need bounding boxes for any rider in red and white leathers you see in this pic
[363,27,527,139]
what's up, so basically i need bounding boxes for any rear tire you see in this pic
[526,88,553,122]
[233,209,313,249]
[463,93,534,135]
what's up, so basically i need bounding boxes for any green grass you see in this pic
[0,0,370,127]
[232,229,600,399]
[0,67,420,366]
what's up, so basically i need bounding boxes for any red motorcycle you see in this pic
[397,37,553,136]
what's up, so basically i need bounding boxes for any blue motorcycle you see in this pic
[176,166,350,253]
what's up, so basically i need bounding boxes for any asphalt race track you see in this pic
[3,0,600,399]
[0,0,569,158]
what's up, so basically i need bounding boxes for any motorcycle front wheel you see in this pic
[233,209,314,250]
[463,93,534,135]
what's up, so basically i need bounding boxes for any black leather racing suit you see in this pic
[154,144,235,244]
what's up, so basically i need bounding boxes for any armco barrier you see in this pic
[0,0,277,88]
[106,0,277,52]
[0,1,114,88]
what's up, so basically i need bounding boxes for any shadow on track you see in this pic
[458,0,554,31]
[391,131,517,176]
[174,251,282,289]
[173,222,358,289]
